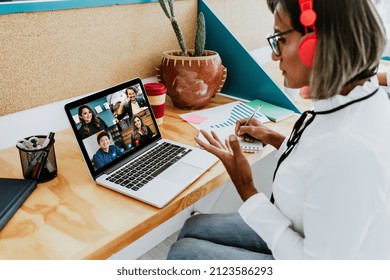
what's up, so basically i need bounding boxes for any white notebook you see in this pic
[198,126,263,153]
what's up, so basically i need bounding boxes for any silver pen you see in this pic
[244,104,263,126]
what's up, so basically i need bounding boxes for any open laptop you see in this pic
[64,78,218,208]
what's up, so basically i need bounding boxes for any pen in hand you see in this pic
[240,104,262,142]
[244,104,263,126]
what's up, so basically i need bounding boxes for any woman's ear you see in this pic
[299,86,311,99]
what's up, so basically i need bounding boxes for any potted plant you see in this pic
[156,0,227,110]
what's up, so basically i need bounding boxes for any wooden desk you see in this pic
[0,94,305,260]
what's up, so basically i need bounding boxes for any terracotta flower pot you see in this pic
[156,50,227,110]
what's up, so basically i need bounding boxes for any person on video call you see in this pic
[78,105,109,140]
[167,0,390,260]
[92,132,123,169]
[117,86,147,121]
[131,115,153,148]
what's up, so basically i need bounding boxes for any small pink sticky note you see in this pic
[184,114,208,124]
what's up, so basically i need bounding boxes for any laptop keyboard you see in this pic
[106,142,192,191]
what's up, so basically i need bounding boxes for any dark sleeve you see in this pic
[113,145,123,156]
[147,126,153,139]
[78,126,87,140]
[98,117,109,131]
[131,134,136,148]
[92,150,104,169]
[118,102,133,121]
[117,110,126,121]
[137,96,147,107]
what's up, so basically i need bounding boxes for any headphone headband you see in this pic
[299,0,317,29]
[298,0,317,67]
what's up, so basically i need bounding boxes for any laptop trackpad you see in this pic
[159,162,202,185]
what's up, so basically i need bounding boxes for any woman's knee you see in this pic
[167,238,201,260]
[177,214,214,240]
[178,213,242,239]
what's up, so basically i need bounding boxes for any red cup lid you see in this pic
[145,83,167,95]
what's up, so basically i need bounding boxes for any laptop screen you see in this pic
[64,78,161,178]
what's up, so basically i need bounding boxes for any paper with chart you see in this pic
[180,101,268,152]
[180,101,269,131]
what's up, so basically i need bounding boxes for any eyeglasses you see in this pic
[266,29,295,56]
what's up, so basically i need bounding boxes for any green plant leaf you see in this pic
[195,12,206,56]
[158,0,171,19]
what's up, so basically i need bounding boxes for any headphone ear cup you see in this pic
[298,33,317,67]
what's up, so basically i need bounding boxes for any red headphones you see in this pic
[298,0,317,67]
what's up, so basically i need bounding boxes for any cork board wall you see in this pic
[0,0,197,116]
[0,0,272,116]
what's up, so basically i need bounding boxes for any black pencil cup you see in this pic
[16,135,58,183]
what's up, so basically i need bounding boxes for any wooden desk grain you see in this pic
[0,94,302,259]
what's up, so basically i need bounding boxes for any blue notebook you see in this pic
[248,99,295,122]
[0,178,37,231]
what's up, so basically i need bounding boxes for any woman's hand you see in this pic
[195,130,258,201]
[235,118,285,149]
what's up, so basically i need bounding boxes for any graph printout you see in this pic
[180,101,269,131]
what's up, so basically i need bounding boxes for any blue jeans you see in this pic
[167,213,274,260]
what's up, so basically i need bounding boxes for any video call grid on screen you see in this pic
[68,82,159,172]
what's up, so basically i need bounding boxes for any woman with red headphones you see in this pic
[168,0,390,259]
